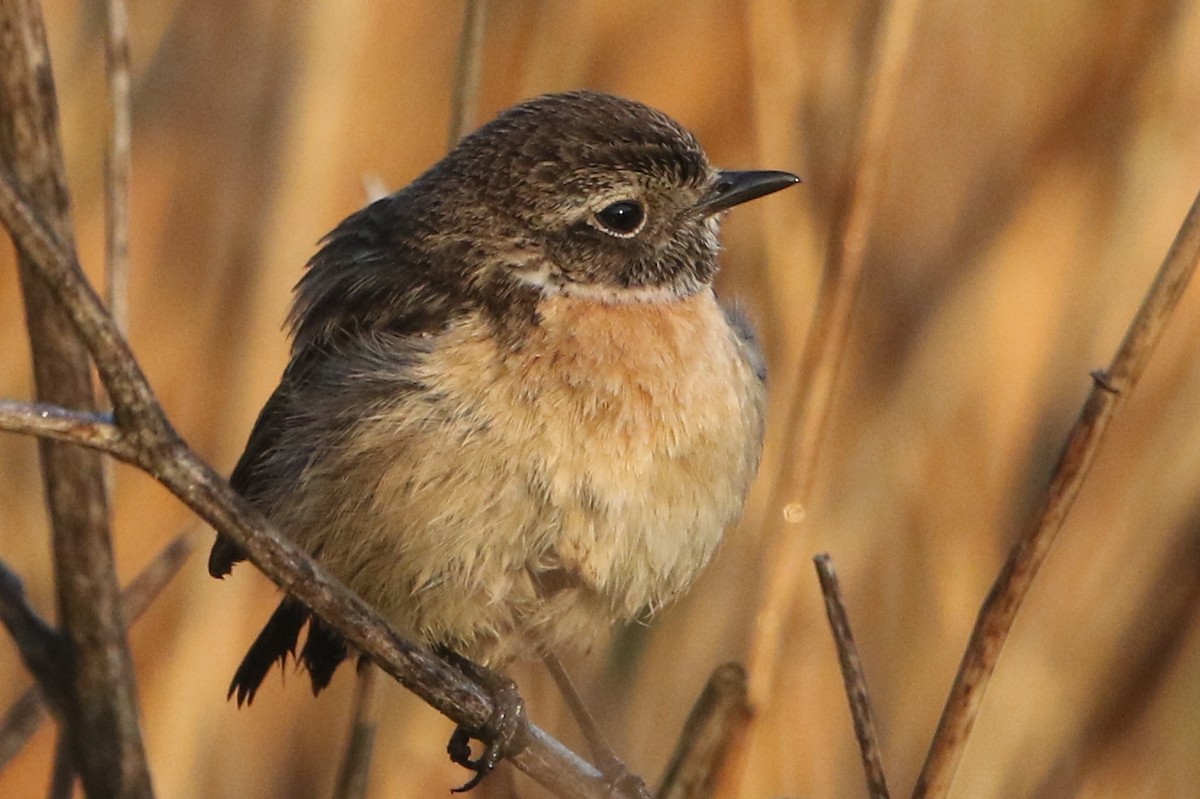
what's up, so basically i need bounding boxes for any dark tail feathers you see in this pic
[229,598,350,706]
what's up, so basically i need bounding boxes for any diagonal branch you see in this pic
[814,554,890,799]
[0,561,69,714]
[656,663,751,799]
[0,532,196,770]
[912,188,1200,799]
[0,167,175,447]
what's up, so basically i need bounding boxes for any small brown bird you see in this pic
[210,90,796,785]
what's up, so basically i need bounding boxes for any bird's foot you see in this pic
[440,649,527,792]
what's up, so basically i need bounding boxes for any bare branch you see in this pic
[0,167,175,445]
[0,0,154,794]
[657,663,751,799]
[0,532,197,770]
[814,555,890,799]
[447,0,489,147]
[912,188,1200,799]
[0,399,135,461]
[0,690,46,769]
[0,561,67,710]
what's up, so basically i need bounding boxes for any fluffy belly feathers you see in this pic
[292,290,765,663]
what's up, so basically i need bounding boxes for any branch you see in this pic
[0,561,68,711]
[0,690,45,770]
[0,532,197,770]
[0,167,174,445]
[912,188,1200,799]
[0,1,153,795]
[814,555,890,799]
[47,735,74,799]
[0,399,136,461]
[657,664,751,799]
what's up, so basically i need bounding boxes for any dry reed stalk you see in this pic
[720,0,923,793]
[912,187,1200,799]
[814,554,890,799]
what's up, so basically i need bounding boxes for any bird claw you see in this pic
[442,653,527,792]
[447,726,494,793]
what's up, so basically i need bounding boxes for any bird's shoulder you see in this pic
[288,192,467,352]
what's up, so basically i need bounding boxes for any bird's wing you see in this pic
[210,193,466,578]
[208,354,316,578]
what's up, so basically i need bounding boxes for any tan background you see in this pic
[3,1,1200,797]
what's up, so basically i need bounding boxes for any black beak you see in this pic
[695,170,800,216]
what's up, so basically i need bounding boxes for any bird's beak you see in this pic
[694,170,800,216]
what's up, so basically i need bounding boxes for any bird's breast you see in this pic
[421,289,766,617]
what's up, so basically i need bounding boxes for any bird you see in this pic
[209,89,798,787]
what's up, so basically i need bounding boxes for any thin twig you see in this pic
[541,653,622,776]
[0,165,174,443]
[98,0,133,520]
[0,531,197,770]
[912,188,1200,799]
[0,561,67,708]
[0,399,135,461]
[447,0,489,147]
[814,555,890,799]
[0,691,45,768]
[332,662,382,799]
[103,0,132,334]
[657,664,751,799]
[0,2,153,795]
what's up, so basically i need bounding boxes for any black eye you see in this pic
[594,200,645,236]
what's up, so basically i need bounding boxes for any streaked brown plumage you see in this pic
[210,91,796,713]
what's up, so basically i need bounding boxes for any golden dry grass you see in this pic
[3,1,1200,797]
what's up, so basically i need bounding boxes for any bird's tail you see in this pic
[229,597,350,705]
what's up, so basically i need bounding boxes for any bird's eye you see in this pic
[594,200,646,237]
